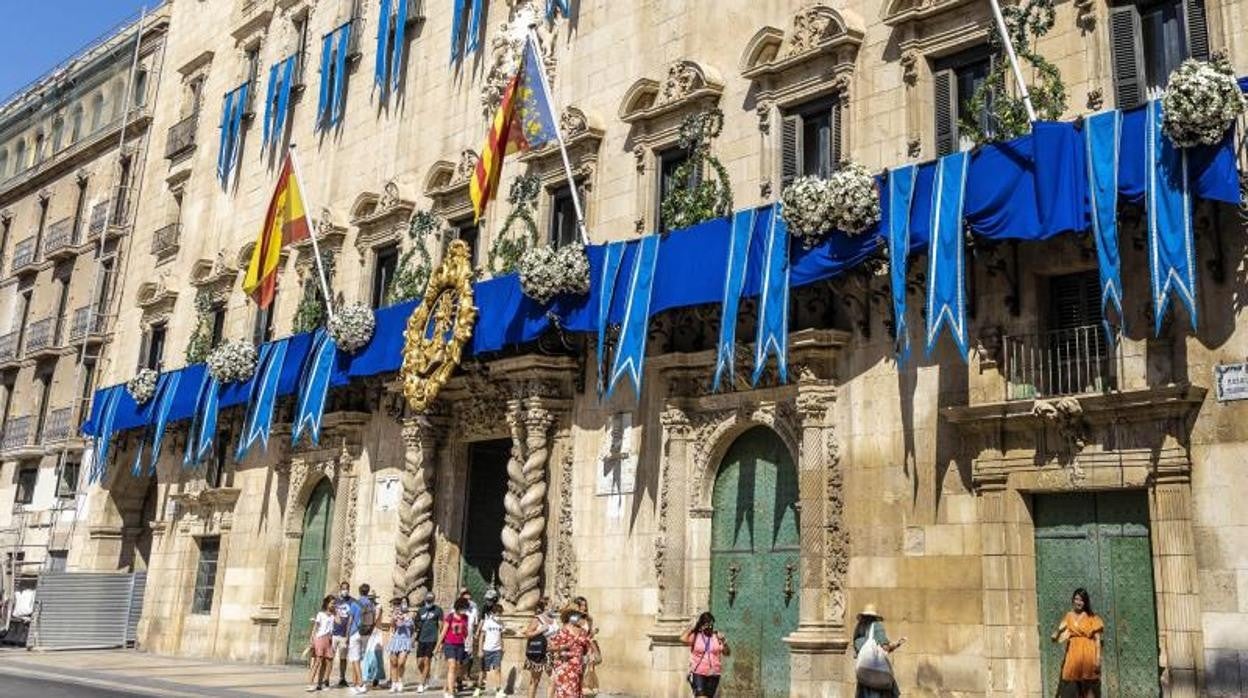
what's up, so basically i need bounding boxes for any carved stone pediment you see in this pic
[882,0,977,27]
[172,485,241,535]
[352,182,415,255]
[188,253,237,300]
[135,278,179,315]
[423,151,479,221]
[519,106,604,190]
[619,60,724,128]
[740,4,863,108]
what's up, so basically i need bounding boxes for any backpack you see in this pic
[359,599,376,630]
[525,616,550,661]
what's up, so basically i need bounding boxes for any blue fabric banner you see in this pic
[218,83,247,184]
[293,329,337,446]
[89,386,123,483]
[1146,100,1197,333]
[391,0,408,93]
[596,241,626,395]
[752,204,790,385]
[262,61,278,147]
[317,31,332,127]
[236,339,289,461]
[450,0,465,62]
[375,0,392,90]
[216,89,235,183]
[887,164,918,363]
[714,209,755,391]
[547,0,571,20]
[147,370,180,473]
[607,234,660,399]
[275,56,295,145]
[183,373,220,467]
[332,23,350,126]
[1085,109,1124,337]
[925,151,971,359]
[467,0,484,55]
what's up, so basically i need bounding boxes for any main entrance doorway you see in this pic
[460,440,510,601]
[287,479,334,662]
[1034,491,1160,697]
[709,427,800,697]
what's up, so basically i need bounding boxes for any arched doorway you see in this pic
[709,427,800,697]
[286,479,334,662]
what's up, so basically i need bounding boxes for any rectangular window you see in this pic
[1110,0,1209,108]
[372,244,399,309]
[34,371,52,440]
[56,460,80,499]
[933,46,994,156]
[656,148,696,233]
[293,14,310,84]
[191,537,220,614]
[207,430,229,489]
[15,466,37,505]
[210,304,226,348]
[453,222,480,268]
[549,184,580,249]
[79,358,96,415]
[780,98,843,186]
[45,550,68,572]
[252,298,275,345]
[146,322,167,371]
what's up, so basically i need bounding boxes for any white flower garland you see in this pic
[126,368,158,404]
[206,339,259,384]
[781,164,880,247]
[327,301,376,353]
[1162,58,1246,148]
[518,243,590,304]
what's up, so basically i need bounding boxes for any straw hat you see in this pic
[858,604,883,620]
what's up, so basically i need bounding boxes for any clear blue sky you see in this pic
[0,0,151,102]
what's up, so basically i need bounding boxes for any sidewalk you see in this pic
[0,648,631,697]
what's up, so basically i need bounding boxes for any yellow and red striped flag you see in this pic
[243,153,311,308]
[470,73,521,221]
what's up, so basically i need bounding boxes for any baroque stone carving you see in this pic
[824,427,847,623]
[553,449,577,604]
[401,241,478,412]
[499,399,555,613]
[341,468,360,581]
[394,417,442,598]
[786,5,840,56]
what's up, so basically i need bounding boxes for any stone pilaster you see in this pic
[394,414,445,598]
[500,396,555,614]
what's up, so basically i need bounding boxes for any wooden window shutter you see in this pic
[1109,5,1146,110]
[830,97,844,169]
[1184,0,1210,61]
[780,113,800,187]
[136,330,150,372]
[933,68,956,156]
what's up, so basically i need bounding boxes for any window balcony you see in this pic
[0,331,18,365]
[151,222,181,258]
[165,113,198,159]
[41,406,75,445]
[0,415,35,455]
[23,317,58,358]
[68,306,108,344]
[1002,324,1119,401]
[11,236,37,274]
[42,217,76,261]
[88,200,110,238]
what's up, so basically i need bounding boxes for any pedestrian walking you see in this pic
[679,612,728,698]
[413,592,443,693]
[344,586,368,693]
[358,585,379,689]
[523,597,558,698]
[571,597,600,695]
[852,604,905,698]
[362,611,388,690]
[307,595,337,692]
[1049,588,1103,698]
[457,588,481,692]
[438,596,473,698]
[474,600,506,697]
[386,597,414,693]
[333,582,357,688]
[548,605,593,698]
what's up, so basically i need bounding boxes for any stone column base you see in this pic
[786,623,850,697]
[648,616,694,697]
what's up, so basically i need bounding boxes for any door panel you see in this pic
[287,480,333,662]
[710,427,799,698]
[1034,491,1160,698]
[460,440,510,601]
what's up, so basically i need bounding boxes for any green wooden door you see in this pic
[287,479,334,663]
[710,427,800,698]
[1034,491,1160,697]
[460,440,510,601]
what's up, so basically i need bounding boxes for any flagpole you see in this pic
[287,144,336,321]
[526,27,589,245]
[987,0,1038,123]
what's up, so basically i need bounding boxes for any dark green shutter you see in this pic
[933,68,956,156]
[1109,5,1146,110]
[830,98,844,168]
[1184,0,1210,61]
[780,113,800,187]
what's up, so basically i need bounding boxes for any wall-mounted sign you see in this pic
[1215,363,1248,402]
[596,412,638,497]
[375,475,402,511]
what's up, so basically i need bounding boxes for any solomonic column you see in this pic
[393,415,444,598]
[500,397,555,614]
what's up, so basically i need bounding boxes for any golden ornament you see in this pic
[401,240,478,412]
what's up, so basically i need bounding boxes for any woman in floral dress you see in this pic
[548,605,593,698]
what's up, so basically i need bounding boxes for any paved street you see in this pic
[0,672,146,698]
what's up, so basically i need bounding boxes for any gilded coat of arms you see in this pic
[401,240,478,412]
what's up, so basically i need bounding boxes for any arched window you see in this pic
[51,118,64,153]
[70,105,84,143]
[90,93,105,131]
[14,139,26,172]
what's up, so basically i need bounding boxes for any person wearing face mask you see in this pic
[385,597,414,693]
[548,605,593,698]
[332,582,357,688]
[412,592,443,693]
[680,612,730,698]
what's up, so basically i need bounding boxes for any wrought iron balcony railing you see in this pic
[1,415,33,451]
[151,222,181,257]
[0,331,17,362]
[41,406,74,444]
[43,218,76,257]
[1003,324,1119,401]
[165,112,198,159]
[69,306,107,341]
[88,200,110,237]
[11,236,37,272]
[23,317,54,353]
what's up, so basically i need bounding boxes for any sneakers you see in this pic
[495,690,507,697]
[352,687,369,694]
[473,689,483,697]
[306,686,321,693]
[414,685,425,694]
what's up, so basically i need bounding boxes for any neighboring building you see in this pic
[0,8,169,643]
[52,0,1248,696]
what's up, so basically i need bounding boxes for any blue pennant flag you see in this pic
[262,61,278,147]
[184,372,220,467]
[925,151,971,359]
[752,204,790,385]
[607,234,661,399]
[467,0,484,55]
[1146,100,1197,334]
[375,0,393,90]
[294,328,337,446]
[263,56,296,148]
[89,386,124,484]
[236,339,290,461]
[391,0,409,93]
[218,82,248,184]
[1085,109,1124,339]
[332,23,350,125]
[887,164,918,363]
[450,0,465,63]
[216,88,235,183]
[318,23,351,129]
[317,31,332,126]
[713,209,755,391]
[547,0,571,20]
[147,371,181,473]
[596,241,626,396]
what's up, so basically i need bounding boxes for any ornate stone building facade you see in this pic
[43,0,1248,696]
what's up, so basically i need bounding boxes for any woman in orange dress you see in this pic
[1050,588,1104,698]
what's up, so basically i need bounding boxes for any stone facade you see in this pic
[0,0,1237,696]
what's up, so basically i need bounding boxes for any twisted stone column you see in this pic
[393,416,442,598]
[500,398,554,613]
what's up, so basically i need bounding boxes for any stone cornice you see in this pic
[942,384,1207,433]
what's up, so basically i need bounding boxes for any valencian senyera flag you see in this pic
[470,34,558,220]
[243,153,311,308]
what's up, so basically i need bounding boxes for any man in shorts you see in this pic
[413,591,443,693]
[345,587,366,694]
[332,581,355,688]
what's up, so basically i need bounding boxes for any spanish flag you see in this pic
[243,153,310,308]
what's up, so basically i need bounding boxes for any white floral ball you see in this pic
[781,176,836,247]
[327,301,376,353]
[826,162,881,236]
[126,368,159,404]
[518,243,590,304]
[206,339,259,384]
[1162,58,1246,147]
